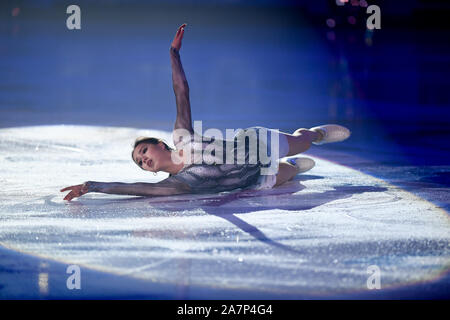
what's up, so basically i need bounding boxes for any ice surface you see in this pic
[0,125,449,298]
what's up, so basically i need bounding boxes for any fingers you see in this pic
[63,189,83,201]
[61,183,91,201]
[60,185,77,192]
[63,191,74,201]
[176,23,187,36]
[61,185,82,201]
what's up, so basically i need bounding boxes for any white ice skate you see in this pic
[287,157,316,173]
[310,124,351,145]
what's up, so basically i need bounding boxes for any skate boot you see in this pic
[310,124,351,145]
[286,157,316,173]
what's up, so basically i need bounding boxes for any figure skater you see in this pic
[61,23,350,201]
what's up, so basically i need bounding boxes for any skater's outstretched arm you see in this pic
[60,177,191,201]
[170,23,194,135]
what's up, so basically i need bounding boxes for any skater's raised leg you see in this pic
[279,124,351,157]
[278,128,320,157]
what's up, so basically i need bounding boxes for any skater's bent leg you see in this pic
[279,128,320,157]
[274,162,299,187]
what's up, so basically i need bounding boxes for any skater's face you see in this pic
[133,142,170,173]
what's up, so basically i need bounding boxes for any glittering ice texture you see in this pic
[0,125,449,298]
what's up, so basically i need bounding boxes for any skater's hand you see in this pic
[60,182,90,201]
[170,23,187,51]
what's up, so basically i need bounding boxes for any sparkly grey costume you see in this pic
[170,129,272,194]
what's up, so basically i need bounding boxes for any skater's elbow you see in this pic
[173,80,189,94]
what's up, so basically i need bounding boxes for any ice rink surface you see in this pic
[0,125,449,299]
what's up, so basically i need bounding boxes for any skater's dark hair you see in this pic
[131,137,173,169]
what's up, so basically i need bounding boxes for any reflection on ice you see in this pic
[38,262,49,296]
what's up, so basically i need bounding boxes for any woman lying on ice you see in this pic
[61,23,351,201]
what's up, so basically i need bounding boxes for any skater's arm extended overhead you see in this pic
[170,23,194,134]
[60,177,191,201]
